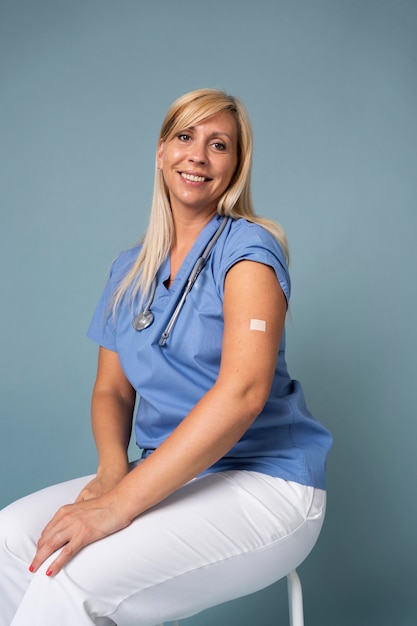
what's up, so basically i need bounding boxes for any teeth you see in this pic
[182,173,206,182]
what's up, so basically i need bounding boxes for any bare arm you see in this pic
[75,347,136,501]
[31,260,286,575]
[113,259,286,516]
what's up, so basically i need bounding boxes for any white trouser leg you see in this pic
[0,475,95,626]
[0,470,326,626]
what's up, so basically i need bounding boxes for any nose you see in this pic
[188,139,207,164]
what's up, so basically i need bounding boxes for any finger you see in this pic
[43,537,83,577]
[29,505,77,572]
[37,514,101,577]
[29,524,71,573]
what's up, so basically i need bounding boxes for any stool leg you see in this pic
[287,570,304,626]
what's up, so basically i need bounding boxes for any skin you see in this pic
[157,110,238,219]
[157,110,239,282]
[29,111,287,577]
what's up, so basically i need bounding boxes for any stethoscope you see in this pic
[133,216,229,346]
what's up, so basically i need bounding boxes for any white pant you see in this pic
[0,469,326,626]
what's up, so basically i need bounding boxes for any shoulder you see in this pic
[213,218,291,301]
[226,218,287,262]
[107,244,142,284]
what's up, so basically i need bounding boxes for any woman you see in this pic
[0,88,332,626]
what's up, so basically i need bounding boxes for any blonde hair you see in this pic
[112,88,288,311]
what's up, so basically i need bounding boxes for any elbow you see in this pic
[244,387,270,419]
[213,371,273,426]
[229,380,271,423]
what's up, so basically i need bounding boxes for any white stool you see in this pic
[158,568,304,626]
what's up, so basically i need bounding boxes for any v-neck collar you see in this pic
[159,214,224,294]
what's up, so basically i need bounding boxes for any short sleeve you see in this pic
[216,220,290,303]
[87,246,140,351]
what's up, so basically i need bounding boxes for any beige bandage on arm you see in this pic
[249,319,266,332]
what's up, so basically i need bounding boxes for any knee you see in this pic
[0,499,38,563]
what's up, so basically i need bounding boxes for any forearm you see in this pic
[110,261,284,521]
[29,391,239,579]
[91,388,135,473]
[112,381,262,520]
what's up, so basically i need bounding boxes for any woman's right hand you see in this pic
[75,464,129,502]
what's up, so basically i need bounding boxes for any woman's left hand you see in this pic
[29,493,132,577]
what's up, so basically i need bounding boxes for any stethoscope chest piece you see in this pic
[133,310,154,331]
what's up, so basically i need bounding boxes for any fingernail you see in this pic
[29,564,34,573]
[46,568,53,577]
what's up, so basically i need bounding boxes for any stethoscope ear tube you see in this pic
[158,283,192,346]
[134,216,230,345]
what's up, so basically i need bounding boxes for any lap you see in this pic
[0,474,94,548]
[1,469,325,625]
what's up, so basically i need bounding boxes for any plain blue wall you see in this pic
[1,1,416,625]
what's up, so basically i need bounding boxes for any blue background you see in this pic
[1,1,416,625]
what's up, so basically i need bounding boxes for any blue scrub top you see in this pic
[87,215,332,489]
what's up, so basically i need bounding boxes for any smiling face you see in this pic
[156,110,239,218]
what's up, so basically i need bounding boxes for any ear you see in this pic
[156,139,164,170]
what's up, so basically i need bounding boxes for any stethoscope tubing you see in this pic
[133,216,230,346]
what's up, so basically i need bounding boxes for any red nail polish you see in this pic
[46,568,53,577]
[29,564,34,573]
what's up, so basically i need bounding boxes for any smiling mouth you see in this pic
[180,172,211,182]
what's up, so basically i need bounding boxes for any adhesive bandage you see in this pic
[249,319,266,332]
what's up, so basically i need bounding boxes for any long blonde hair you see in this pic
[112,88,288,311]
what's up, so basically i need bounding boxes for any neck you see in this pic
[171,208,217,254]
[166,209,217,288]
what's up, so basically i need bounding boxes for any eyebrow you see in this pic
[184,126,234,141]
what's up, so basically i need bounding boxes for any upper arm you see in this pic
[93,346,136,407]
[217,260,286,410]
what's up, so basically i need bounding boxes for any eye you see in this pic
[178,133,191,142]
[212,142,226,151]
